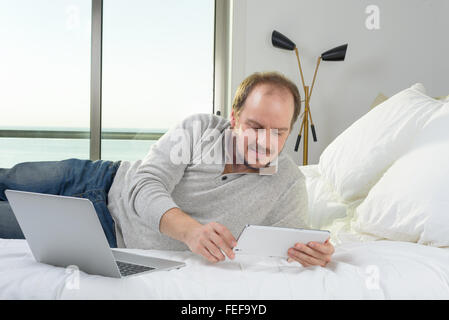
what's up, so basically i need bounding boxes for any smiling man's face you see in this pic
[230,83,294,168]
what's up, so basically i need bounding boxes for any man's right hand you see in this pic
[183,222,237,263]
[159,208,237,263]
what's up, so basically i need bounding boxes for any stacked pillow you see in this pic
[317,83,449,247]
[319,83,442,202]
[352,103,449,246]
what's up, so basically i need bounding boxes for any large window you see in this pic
[0,0,92,168]
[0,0,216,167]
[101,0,215,161]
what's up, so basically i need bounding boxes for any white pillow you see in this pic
[299,165,347,229]
[319,83,444,202]
[352,103,449,246]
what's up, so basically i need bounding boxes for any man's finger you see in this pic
[288,248,324,266]
[210,232,235,260]
[293,243,328,261]
[203,239,225,261]
[307,240,334,255]
[199,246,219,263]
[287,257,309,266]
[213,223,237,248]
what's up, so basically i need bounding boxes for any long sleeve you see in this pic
[127,114,202,234]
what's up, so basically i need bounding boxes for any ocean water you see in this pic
[0,137,158,168]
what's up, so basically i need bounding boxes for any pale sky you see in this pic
[0,0,214,131]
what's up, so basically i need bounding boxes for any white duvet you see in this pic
[1,238,449,300]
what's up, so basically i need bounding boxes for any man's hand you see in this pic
[160,208,237,263]
[287,238,334,267]
[184,222,237,263]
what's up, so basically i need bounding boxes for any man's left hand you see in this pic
[287,239,334,267]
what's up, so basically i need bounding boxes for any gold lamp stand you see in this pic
[272,30,348,166]
[294,47,321,166]
[302,86,310,165]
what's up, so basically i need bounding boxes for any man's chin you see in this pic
[243,157,272,169]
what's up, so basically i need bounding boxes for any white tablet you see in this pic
[234,224,330,258]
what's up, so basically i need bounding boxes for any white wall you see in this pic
[228,0,449,165]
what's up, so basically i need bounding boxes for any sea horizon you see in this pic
[0,128,162,168]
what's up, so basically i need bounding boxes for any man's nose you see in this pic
[256,129,277,153]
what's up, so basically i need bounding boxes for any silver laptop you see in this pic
[5,189,185,278]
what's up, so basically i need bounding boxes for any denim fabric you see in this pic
[0,158,121,248]
[0,200,24,239]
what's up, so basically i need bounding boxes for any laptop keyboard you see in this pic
[116,260,155,276]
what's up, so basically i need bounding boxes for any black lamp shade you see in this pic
[271,30,296,51]
[321,44,348,61]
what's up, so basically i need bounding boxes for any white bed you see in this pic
[1,232,449,299]
[1,164,449,300]
[2,83,449,300]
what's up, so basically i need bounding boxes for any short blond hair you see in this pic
[232,71,301,130]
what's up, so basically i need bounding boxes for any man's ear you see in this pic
[230,109,236,128]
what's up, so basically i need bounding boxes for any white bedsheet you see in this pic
[1,238,449,299]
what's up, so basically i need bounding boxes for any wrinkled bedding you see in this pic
[1,238,448,299]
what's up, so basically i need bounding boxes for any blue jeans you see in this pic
[0,158,121,248]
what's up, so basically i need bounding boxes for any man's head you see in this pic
[230,71,301,168]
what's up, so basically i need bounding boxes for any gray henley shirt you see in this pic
[107,113,308,250]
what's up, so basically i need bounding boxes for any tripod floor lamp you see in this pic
[272,30,348,165]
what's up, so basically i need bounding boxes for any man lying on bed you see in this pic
[0,71,334,268]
